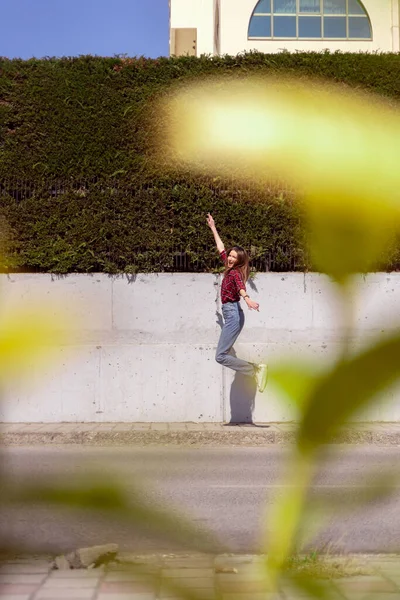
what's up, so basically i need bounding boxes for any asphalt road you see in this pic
[1,446,400,555]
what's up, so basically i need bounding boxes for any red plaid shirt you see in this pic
[220,250,246,304]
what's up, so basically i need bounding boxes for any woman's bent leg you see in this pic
[215,303,255,378]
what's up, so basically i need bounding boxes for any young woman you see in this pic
[207,213,268,393]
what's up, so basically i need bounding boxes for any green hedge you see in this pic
[0,177,307,273]
[0,52,400,273]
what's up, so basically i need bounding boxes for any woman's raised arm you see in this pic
[207,213,225,254]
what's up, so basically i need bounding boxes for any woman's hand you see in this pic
[245,297,259,311]
[207,213,215,229]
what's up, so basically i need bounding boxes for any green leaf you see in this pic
[286,572,337,600]
[2,476,223,555]
[298,332,400,449]
[110,169,127,177]
[298,468,400,549]
[123,105,134,117]
[269,362,322,411]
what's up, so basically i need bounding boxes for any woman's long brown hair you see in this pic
[225,246,250,283]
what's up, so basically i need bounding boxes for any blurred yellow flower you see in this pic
[166,77,400,281]
[0,304,71,383]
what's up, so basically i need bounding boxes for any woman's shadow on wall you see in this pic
[229,363,256,424]
[216,309,269,427]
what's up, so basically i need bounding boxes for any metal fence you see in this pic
[0,176,307,273]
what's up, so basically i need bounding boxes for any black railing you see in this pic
[0,176,308,273]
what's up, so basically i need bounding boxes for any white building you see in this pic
[169,0,400,57]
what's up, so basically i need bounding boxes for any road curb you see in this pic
[2,428,400,446]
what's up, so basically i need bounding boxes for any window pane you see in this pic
[348,16,371,38]
[273,15,297,36]
[348,0,366,15]
[254,0,271,13]
[273,0,296,14]
[323,0,346,14]
[249,15,272,36]
[299,0,321,13]
[324,16,346,36]
[299,16,322,37]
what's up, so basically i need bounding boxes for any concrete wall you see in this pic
[170,0,398,55]
[1,273,400,424]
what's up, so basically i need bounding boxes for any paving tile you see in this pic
[100,583,156,593]
[34,588,95,599]
[214,556,262,569]
[161,569,214,579]
[152,598,184,600]
[4,553,400,600]
[217,562,266,576]
[150,424,169,431]
[160,577,216,596]
[336,577,398,593]
[116,555,159,564]
[0,585,38,595]
[162,578,214,589]
[103,573,156,583]
[221,595,280,600]
[284,588,342,600]
[116,561,159,567]
[49,569,104,579]
[162,559,214,569]
[42,578,99,588]
[0,564,50,574]
[343,595,400,600]
[109,561,159,574]
[0,595,32,600]
[216,571,267,583]
[1,559,50,566]
[130,425,152,431]
[97,595,155,600]
[0,574,47,584]
[217,580,270,594]
[283,596,319,600]
[160,589,215,600]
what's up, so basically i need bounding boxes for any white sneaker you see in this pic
[255,363,268,393]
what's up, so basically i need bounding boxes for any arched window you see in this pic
[248,0,372,40]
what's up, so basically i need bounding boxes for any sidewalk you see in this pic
[1,553,400,600]
[2,422,400,446]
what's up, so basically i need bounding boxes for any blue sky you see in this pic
[0,0,169,59]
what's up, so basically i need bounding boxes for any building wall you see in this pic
[220,0,395,55]
[1,273,400,424]
[170,0,399,56]
[170,0,216,55]
[392,0,400,51]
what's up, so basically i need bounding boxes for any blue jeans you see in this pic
[216,301,255,377]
